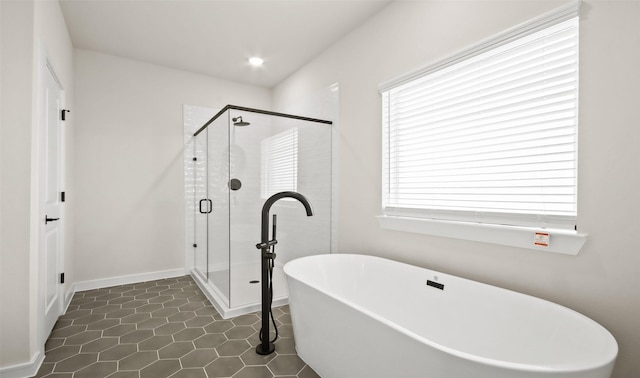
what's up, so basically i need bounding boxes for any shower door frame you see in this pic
[193,104,333,137]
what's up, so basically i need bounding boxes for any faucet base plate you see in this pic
[256,342,275,355]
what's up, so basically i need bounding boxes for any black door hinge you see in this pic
[61,109,71,121]
[60,273,65,284]
[61,192,66,202]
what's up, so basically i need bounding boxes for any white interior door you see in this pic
[40,61,64,337]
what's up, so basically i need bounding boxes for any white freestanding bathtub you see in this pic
[284,254,617,378]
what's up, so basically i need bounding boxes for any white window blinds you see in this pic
[261,128,298,198]
[381,15,579,230]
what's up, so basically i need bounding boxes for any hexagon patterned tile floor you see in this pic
[35,276,320,378]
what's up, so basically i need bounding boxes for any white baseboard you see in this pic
[0,351,44,378]
[189,269,288,320]
[71,268,187,293]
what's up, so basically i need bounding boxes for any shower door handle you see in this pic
[199,199,213,214]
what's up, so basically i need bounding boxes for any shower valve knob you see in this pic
[255,239,277,250]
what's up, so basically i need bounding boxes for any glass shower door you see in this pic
[207,115,231,306]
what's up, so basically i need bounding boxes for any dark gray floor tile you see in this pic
[225,325,254,340]
[104,308,136,319]
[98,344,137,361]
[273,337,297,355]
[121,299,148,309]
[169,368,208,378]
[44,345,81,362]
[138,335,174,351]
[118,351,158,370]
[168,311,196,322]
[50,325,86,338]
[136,303,164,313]
[135,292,160,300]
[120,312,151,324]
[107,371,139,378]
[53,319,73,331]
[158,341,195,359]
[87,318,120,331]
[79,300,108,310]
[232,314,259,326]
[148,295,174,304]
[173,327,205,341]
[178,302,205,312]
[193,333,227,349]
[195,307,218,316]
[277,313,292,325]
[54,353,98,372]
[45,338,66,352]
[94,293,122,302]
[163,298,189,308]
[267,355,306,376]
[180,349,217,368]
[240,348,276,366]
[74,361,117,378]
[64,330,102,345]
[151,306,180,317]
[204,356,244,377]
[204,320,234,334]
[276,324,294,338]
[80,337,119,353]
[34,362,54,377]
[35,276,315,378]
[155,322,186,335]
[185,315,215,328]
[234,366,274,378]
[107,297,135,305]
[216,339,251,357]
[140,359,181,378]
[136,316,167,330]
[119,329,154,344]
[103,323,136,337]
[297,365,321,378]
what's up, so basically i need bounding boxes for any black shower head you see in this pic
[232,116,250,127]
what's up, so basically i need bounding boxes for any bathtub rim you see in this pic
[284,253,618,375]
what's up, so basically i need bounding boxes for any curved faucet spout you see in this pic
[256,191,313,355]
[262,191,313,218]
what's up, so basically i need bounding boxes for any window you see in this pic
[261,128,298,198]
[381,11,579,231]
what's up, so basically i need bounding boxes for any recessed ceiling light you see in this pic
[248,57,264,67]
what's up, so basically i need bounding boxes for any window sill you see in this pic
[376,215,587,255]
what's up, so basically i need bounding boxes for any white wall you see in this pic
[0,0,34,368]
[73,50,271,284]
[0,0,74,372]
[273,1,640,377]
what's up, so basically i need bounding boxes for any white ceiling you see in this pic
[59,0,391,88]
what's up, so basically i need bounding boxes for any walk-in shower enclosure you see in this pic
[184,105,332,318]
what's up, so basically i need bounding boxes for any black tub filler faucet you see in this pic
[255,191,313,355]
